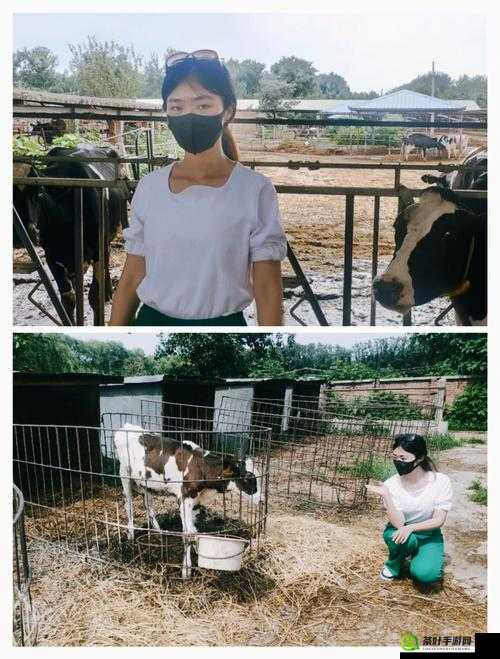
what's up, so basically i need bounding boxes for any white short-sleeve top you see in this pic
[384,471,453,524]
[122,161,288,319]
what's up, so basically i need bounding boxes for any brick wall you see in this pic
[326,376,476,408]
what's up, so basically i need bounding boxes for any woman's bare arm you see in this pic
[409,509,448,532]
[253,260,283,326]
[109,254,146,326]
[366,482,405,529]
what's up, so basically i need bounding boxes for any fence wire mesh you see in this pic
[13,421,271,579]
[139,395,440,509]
[13,485,37,646]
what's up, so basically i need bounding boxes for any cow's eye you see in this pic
[442,231,453,240]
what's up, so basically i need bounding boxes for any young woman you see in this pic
[110,49,287,326]
[366,434,453,587]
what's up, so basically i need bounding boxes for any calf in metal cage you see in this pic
[114,424,263,578]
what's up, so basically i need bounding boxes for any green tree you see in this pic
[13,47,60,90]
[392,70,453,97]
[68,36,143,97]
[13,334,78,373]
[225,58,265,98]
[270,56,318,98]
[258,71,297,112]
[316,72,350,98]
[140,52,165,98]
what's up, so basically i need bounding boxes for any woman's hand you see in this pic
[392,525,414,544]
[365,481,389,498]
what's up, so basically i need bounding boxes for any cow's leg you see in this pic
[104,240,113,302]
[179,495,198,579]
[89,264,100,326]
[46,259,76,324]
[143,488,161,531]
[121,470,135,541]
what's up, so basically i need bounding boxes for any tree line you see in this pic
[13,333,486,380]
[13,38,487,108]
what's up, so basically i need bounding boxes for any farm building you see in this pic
[99,374,326,423]
[13,372,123,498]
[13,372,123,426]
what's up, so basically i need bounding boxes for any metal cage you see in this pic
[139,397,428,508]
[13,485,37,646]
[13,421,271,579]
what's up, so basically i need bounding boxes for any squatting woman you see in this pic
[366,433,453,587]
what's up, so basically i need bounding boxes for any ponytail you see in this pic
[222,125,239,161]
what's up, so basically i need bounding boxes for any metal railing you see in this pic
[13,152,486,326]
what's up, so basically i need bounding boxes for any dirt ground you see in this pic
[13,149,458,326]
[22,443,486,647]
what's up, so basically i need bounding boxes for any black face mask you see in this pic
[166,111,225,154]
[393,458,421,476]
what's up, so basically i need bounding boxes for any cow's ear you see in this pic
[397,185,414,210]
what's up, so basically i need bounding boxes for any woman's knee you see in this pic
[410,562,442,585]
[383,526,397,546]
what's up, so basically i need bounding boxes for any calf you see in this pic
[113,424,262,578]
[372,186,486,325]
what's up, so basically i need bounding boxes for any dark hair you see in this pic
[392,434,436,472]
[161,58,239,161]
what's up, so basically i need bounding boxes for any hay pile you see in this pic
[27,509,486,647]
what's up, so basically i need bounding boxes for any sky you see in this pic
[71,331,399,356]
[13,12,486,92]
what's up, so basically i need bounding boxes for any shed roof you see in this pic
[349,89,466,113]
[14,372,123,386]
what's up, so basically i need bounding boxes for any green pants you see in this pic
[383,524,444,584]
[134,304,247,326]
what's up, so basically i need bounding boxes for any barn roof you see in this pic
[348,89,467,113]
[13,372,123,386]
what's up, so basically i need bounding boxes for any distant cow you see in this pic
[401,133,448,161]
[113,424,262,578]
[13,143,129,324]
[372,181,486,325]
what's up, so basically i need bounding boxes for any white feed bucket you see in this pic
[197,535,248,571]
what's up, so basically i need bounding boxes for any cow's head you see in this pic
[225,458,261,501]
[372,187,475,313]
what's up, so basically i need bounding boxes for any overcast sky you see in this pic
[13,12,486,92]
[70,332,400,356]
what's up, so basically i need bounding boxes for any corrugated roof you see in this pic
[349,89,466,112]
[14,373,123,385]
[139,94,478,113]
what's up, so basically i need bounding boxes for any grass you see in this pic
[463,437,486,445]
[426,433,463,452]
[468,480,487,505]
[338,457,395,482]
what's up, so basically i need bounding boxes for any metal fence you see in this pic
[13,422,271,579]
[13,113,486,327]
[139,396,437,509]
[13,485,37,646]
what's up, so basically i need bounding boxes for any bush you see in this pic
[445,383,487,431]
[468,480,487,505]
[426,433,462,451]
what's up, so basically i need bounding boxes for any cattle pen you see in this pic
[13,390,486,645]
[13,93,487,327]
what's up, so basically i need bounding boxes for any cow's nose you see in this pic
[373,278,404,307]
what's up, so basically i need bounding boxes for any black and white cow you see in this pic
[113,424,263,578]
[421,148,487,191]
[372,182,486,325]
[401,133,448,161]
[14,143,129,324]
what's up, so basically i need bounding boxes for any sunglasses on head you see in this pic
[166,49,220,69]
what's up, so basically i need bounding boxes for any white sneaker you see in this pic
[380,566,397,581]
